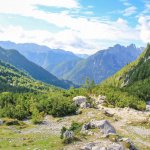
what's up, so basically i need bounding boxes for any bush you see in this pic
[41,94,77,117]
[31,109,44,124]
[69,122,82,134]
[3,118,20,126]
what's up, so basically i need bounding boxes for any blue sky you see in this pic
[0,0,150,54]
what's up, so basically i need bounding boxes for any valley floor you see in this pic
[0,104,150,150]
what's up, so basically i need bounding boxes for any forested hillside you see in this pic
[0,46,76,89]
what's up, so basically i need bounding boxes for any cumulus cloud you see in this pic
[0,0,144,54]
[138,16,150,43]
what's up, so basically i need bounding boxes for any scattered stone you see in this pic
[121,138,138,150]
[73,96,87,106]
[92,146,106,150]
[63,130,74,140]
[102,109,114,117]
[81,122,91,131]
[107,143,125,150]
[80,102,91,109]
[90,120,116,135]
[81,142,96,150]
[93,95,106,105]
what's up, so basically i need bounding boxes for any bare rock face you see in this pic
[73,96,87,106]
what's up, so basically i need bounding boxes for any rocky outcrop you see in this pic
[81,120,116,136]
[73,96,87,106]
[90,120,116,135]
[73,96,91,109]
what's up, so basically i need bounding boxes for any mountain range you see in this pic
[62,44,143,84]
[0,46,75,89]
[0,41,144,85]
[0,41,81,77]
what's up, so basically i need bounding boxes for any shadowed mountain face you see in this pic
[62,44,143,84]
[0,46,76,89]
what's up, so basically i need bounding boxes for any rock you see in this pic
[0,119,3,125]
[121,138,138,150]
[90,120,116,135]
[63,130,74,140]
[146,101,150,111]
[81,142,96,150]
[107,143,125,150]
[92,147,106,150]
[80,102,91,109]
[73,96,87,106]
[102,109,114,117]
[93,95,106,105]
[75,109,82,115]
[82,122,91,131]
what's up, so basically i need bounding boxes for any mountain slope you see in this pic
[0,46,75,89]
[64,44,143,84]
[0,60,54,92]
[102,43,150,100]
[0,41,81,78]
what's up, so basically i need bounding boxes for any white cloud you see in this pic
[123,6,137,16]
[138,16,150,43]
[0,0,143,54]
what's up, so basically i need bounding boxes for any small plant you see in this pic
[69,122,82,134]
[3,118,20,126]
[60,126,67,139]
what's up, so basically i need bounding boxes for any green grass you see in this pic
[0,126,63,150]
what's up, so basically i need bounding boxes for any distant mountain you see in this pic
[0,41,81,78]
[76,54,89,59]
[63,44,143,85]
[102,43,150,101]
[0,46,76,89]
